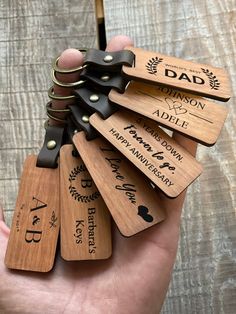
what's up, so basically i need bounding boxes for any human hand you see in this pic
[0,35,197,314]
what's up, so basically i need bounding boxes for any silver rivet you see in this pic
[103,55,113,63]
[82,115,89,123]
[73,129,78,134]
[89,94,99,102]
[100,74,110,82]
[47,140,57,150]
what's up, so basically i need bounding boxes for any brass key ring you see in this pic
[51,69,86,88]
[52,49,88,74]
[46,101,71,113]
[48,86,76,100]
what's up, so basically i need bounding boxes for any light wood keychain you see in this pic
[122,47,231,101]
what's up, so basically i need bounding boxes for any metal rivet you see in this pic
[103,55,113,63]
[100,74,110,82]
[73,129,78,134]
[47,140,57,150]
[89,94,99,102]
[82,115,89,123]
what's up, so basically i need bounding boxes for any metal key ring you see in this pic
[46,111,68,124]
[52,49,88,74]
[48,86,76,100]
[46,101,71,113]
[51,68,86,88]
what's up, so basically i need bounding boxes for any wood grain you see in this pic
[109,81,228,145]
[60,145,112,260]
[5,155,60,272]
[0,0,98,225]
[103,0,236,313]
[90,110,202,197]
[123,46,231,101]
[73,131,166,237]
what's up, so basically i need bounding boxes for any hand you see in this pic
[0,35,197,314]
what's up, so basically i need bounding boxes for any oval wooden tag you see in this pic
[89,110,202,197]
[122,47,231,101]
[60,145,112,260]
[109,81,228,145]
[73,132,166,237]
[5,155,60,272]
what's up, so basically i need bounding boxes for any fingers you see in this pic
[0,206,10,237]
[106,35,133,52]
[50,48,84,125]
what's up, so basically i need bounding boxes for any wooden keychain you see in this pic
[59,124,112,260]
[68,107,166,237]
[121,46,231,101]
[5,124,64,272]
[109,81,229,146]
[72,87,203,198]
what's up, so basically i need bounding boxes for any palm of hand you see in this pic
[0,35,197,314]
[0,191,183,314]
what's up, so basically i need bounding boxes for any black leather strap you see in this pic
[36,125,65,168]
[73,87,118,119]
[80,68,129,93]
[84,49,134,72]
[69,105,98,140]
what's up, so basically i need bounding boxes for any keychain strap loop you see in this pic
[74,87,118,119]
[37,124,65,168]
[84,49,135,72]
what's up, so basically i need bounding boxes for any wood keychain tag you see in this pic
[60,144,112,260]
[5,155,60,272]
[89,110,203,198]
[122,47,231,101]
[109,81,229,145]
[73,131,166,237]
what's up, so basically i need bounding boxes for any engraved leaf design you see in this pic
[146,57,163,75]
[201,68,221,90]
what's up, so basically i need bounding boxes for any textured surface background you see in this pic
[1,0,236,313]
[103,0,236,313]
[0,0,98,221]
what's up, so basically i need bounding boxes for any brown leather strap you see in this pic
[74,87,118,119]
[69,105,98,140]
[84,49,134,72]
[80,68,129,93]
[36,125,65,168]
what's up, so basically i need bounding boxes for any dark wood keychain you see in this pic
[60,144,112,260]
[109,81,229,146]
[5,125,64,272]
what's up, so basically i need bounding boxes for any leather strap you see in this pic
[36,125,65,168]
[84,49,134,72]
[74,87,118,119]
[69,105,98,140]
[80,68,129,93]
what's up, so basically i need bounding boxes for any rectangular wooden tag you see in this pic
[5,155,60,272]
[122,47,231,101]
[109,81,228,145]
[89,110,202,198]
[60,145,112,260]
[73,131,166,237]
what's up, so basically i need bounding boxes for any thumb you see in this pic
[0,205,10,238]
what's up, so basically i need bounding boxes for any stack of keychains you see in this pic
[4,46,231,272]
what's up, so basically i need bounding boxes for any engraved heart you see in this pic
[165,97,187,115]
[137,205,154,223]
